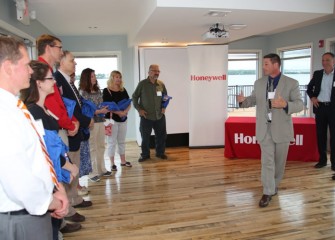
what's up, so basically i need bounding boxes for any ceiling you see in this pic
[27,0,335,47]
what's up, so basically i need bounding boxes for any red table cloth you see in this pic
[224,117,318,162]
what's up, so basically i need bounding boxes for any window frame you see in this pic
[72,51,121,89]
[325,36,335,53]
[228,49,262,82]
[277,43,313,80]
[277,43,313,117]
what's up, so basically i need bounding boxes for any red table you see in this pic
[224,117,318,162]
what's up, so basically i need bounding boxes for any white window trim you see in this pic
[0,19,35,42]
[277,42,313,53]
[277,43,313,117]
[325,36,335,52]
[0,20,36,59]
[277,42,313,79]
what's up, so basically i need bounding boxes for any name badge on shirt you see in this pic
[157,91,162,97]
[268,91,275,99]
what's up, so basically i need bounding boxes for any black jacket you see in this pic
[54,71,91,151]
[307,69,335,113]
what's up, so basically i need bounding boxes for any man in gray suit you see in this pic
[237,53,303,208]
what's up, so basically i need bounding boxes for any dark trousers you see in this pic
[315,104,335,166]
[140,115,167,157]
[52,217,62,240]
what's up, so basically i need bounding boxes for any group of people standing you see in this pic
[0,33,169,240]
[1,30,334,239]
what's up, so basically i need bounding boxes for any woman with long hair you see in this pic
[79,68,111,180]
[103,70,132,171]
[20,60,78,240]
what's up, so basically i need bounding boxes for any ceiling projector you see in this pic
[202,23,229,40]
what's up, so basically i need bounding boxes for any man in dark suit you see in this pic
[307,52,335,173]
[238,53,303,207]
[55,50,94,220]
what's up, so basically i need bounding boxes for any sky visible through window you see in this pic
[281,48,311,85]
[228,53,258,85]
[228,50,311,86]
[74,57,118,89]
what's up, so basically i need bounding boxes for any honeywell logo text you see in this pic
[190,74,227,82]
[234,133,304,146]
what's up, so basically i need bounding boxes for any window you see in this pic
[278,45,312,85]
[228,52,261,86]
[73,52,120,89]
[227,51,261,110]
[0,27,35,60]
[325,37,335,53]
[278,45,312,116]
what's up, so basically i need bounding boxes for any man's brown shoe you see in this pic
[64,212,85,222]
[259,194,272,208]
[73,200,92,208]
[60,222,82,233]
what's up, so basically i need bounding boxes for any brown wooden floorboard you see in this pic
[63,142,335,240]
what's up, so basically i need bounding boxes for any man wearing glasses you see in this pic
[36,34,83,235]
[133,64,169,162]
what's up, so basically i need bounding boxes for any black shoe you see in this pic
[138,156,150,162]
[331,166,335,171]
[60,222,82,233]
[64,212,85,222]
[73,200,93,208]
[121,161,132,167]
[103,171,112,176]
[111,164,117,171]
[88,175,101,182]
[156,154,168,160]
[332,174,335,180]
[314,162,327,168]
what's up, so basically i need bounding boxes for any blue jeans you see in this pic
[140,115,167,157]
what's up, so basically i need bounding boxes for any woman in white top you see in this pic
[102,70,132,171]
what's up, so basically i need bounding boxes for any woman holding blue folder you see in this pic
[103,70,132,171]
[79,68,111,180]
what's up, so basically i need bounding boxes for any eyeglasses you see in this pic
[44,77,55,80]
[50,45,62,49]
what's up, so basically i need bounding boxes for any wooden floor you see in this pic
[64,142,335,240]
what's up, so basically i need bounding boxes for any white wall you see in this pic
[139,47,189,134]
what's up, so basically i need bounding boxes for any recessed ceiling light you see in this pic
[206,10,232,17]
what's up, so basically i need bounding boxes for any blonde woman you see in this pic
[103,70,132,171]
